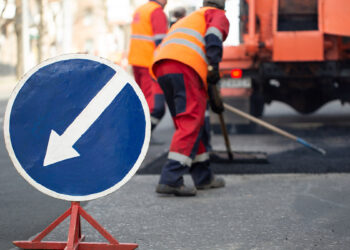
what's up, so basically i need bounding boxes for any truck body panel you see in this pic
[273,31,324,61]
[323,0,350,37]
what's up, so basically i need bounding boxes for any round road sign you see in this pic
[4,54,151,201]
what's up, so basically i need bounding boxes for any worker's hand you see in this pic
[207,84,224,114]
[207,65,220,85]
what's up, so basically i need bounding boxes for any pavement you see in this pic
[10,174,350,250]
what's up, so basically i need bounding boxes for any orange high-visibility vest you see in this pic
[128,1,162,68]
[152,7,218,88]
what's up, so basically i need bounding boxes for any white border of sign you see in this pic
[3,54,151,201]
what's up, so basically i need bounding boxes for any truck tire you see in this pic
[250,92,265,117]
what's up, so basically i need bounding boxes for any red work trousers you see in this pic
[154,60,212,186]
[132,66,165,129]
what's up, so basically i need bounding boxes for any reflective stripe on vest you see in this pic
[167,28,205,44]
[154,34,166,40]
[160,38,208,64]
[131,33,166,41]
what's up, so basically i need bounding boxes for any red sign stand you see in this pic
[13,202,138,250]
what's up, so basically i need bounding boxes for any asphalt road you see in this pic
[1,96,350,249]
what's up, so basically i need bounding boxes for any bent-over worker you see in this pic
[151,0,229,196]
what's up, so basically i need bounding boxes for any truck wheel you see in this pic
[250,92,265,117]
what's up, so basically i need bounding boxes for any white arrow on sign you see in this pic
[43,73,127,167]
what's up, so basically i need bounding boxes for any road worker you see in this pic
[170,6,216,160]
[151,0,229,196]
[128,0,168,131]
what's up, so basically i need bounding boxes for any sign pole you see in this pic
[13,202,138,250]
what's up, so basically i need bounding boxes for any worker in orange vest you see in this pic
[128,0,168,131]
[151,0,229,196]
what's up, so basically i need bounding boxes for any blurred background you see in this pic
[0,0,239,80]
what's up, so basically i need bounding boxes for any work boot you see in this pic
[196,176,225,190]
[156,184,197,196]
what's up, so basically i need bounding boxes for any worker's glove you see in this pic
[207,83,224,114]
[207,65,220,85]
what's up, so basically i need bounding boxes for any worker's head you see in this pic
[203,0,226,10]
[169,6,186,26]
[173,7,186,19]
[156,0,168,8]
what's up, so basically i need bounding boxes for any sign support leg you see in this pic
[13,202,138,250]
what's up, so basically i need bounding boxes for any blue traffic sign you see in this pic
[4,54,151,201]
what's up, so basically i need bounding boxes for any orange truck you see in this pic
[217,0,350,128]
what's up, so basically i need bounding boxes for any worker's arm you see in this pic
[207,65,224,114]
[204,9,230,72]
[205,9,230,114]
[151,7,168,46]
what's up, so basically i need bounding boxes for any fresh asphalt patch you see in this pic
[138,125,350,175]
[138,151,270,175]
[137,146,350,174]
